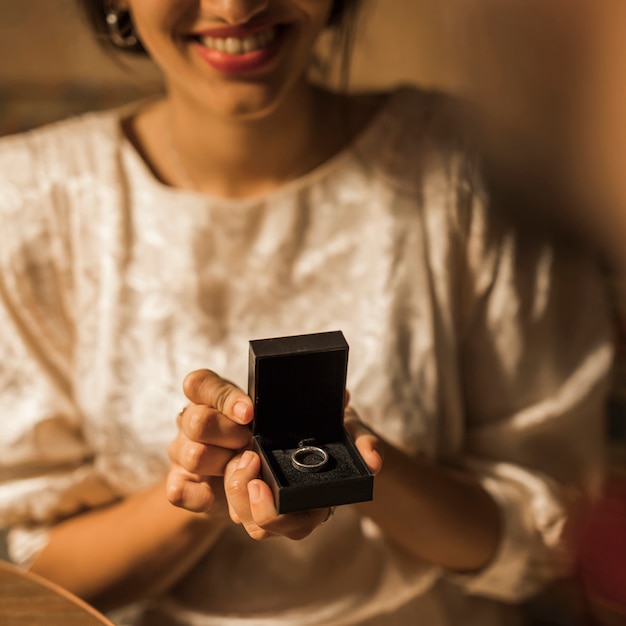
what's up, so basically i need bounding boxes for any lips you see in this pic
[189,24,287,74]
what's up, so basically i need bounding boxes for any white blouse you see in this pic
[0,87,613,625]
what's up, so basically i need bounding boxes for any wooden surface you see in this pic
[0,559,114,626]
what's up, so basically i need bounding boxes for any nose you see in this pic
[199,0,271,25]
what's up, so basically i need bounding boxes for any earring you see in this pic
[105,3,139,48]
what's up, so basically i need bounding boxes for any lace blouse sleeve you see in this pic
[0,133,117,566]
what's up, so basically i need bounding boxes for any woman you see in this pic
[0,0,613,624]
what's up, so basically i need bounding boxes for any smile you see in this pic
[197,27,278,56]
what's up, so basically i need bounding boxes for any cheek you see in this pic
[129,5,164,49]
[130,19,183,75]
[128,0,190,54]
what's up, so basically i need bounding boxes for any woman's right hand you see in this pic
[166,369,254,515]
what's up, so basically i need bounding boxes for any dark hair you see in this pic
[320,0,363,89]
[328,0,362,29]
[75,1,364,64]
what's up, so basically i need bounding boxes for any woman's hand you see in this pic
[167,369,383,539]
[166,369,254,515]
[343,404,385,476]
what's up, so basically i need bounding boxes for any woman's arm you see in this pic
[352,434,501,572]
[29,479,228,612]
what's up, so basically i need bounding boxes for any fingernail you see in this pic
[238,450,254,470]
[248,480,261,503]
[234,400,251,423]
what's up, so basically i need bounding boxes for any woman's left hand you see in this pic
[223,404,384,541]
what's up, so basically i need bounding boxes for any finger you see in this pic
[166,464,216,513]
[344,408,384,476]
[224,450,261,529]
[179,403,252,449]
[224,451,291,539]
[247,480,329,541]
[354,433,384,476]
[225,452,331,541]
[168,434,239,476]
[183,369,253,425]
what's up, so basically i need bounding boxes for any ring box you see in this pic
[248,330,374,514]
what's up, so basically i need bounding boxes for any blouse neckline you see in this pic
[116,88,408,208]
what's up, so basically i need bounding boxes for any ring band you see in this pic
[291,445,329,473]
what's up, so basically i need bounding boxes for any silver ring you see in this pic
[291,445,329,473]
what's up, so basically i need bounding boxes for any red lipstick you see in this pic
[190,24,286,75]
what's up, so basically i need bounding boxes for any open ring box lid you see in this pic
[248,330,374,514]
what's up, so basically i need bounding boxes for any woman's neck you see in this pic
[130,81,351,199]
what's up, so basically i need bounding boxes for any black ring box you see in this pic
[248,330,374,514]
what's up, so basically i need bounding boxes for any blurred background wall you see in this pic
[0,0,160,134]
[0,0,458,136]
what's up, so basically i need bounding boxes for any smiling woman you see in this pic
[0,1,614,626]
[0,1,439,138]
[73,0,367,193]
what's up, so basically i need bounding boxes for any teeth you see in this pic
[200,28,276,55]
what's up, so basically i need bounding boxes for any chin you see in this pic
[197,79,299,123]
